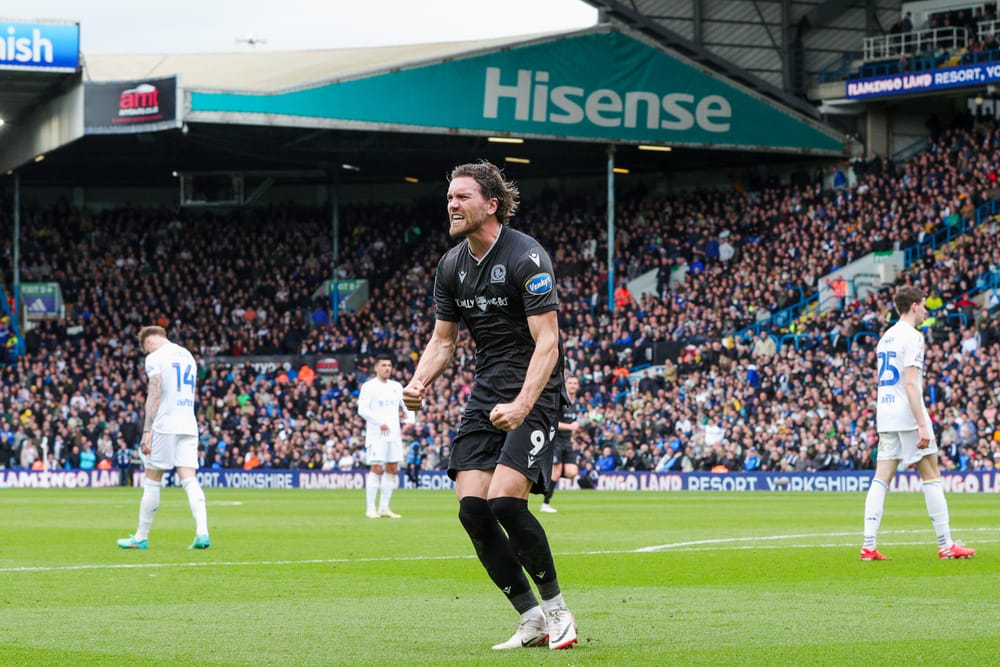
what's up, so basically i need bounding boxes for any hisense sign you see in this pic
[190,29,842,154]
[482,67,731,132]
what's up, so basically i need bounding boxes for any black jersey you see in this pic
[434,226,562,406]
[554,395,578,448]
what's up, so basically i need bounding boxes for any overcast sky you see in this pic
[9,0,600,53]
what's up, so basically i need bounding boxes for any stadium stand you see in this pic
[2,121,999,480]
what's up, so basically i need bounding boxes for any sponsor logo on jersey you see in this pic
[490,264,506,283]
[455,296,509,311]
[524,273,553,295]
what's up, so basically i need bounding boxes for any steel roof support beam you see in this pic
[593,0,820,118]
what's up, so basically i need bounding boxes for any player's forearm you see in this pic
[412,336,455,387]
[513,328,559,412]
[143,389,161,432]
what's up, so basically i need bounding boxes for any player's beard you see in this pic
[449,211,485,239]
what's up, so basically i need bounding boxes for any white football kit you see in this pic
[145,341,200,470]
[875,320,936,464]
[357,377,412,465]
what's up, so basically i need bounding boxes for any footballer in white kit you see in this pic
[875,318,936,465]
[357,354,414,518]
[117,326,210,551]
[145,337,200,470]
[861,286,974,561]
[358,372,409,465]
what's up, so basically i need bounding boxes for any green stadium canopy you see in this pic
[185,27,843,155]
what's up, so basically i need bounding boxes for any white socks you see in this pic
[862,478,889,549]
[366,471,398,513]
[366,471,380,513]
[922,479,952,548]
[520,606,545,625]
[135,479,162,541]
[182,477,209,536]
[540,593,567,614]
[379,472,396,512]
[864,477,954,550]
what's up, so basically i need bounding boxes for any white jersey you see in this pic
[875,321,929,432]
[145,341,199,436]
[357,377,411,445]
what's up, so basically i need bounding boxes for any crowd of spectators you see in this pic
[2,121,1000,484]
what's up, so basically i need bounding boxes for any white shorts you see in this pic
[366,436,403,466]
[878,430,938,466]
[147,432,199,471]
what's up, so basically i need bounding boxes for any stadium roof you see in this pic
[0,64,78,131]
[81,34,556,91]
[3,23,845,190]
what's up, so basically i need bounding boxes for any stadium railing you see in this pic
[732,196,1000,343]
[946,311,969,329]
[903,197,1000,266]
[862,26,967,62]
[893,136,931,164]
[849,331,879,352]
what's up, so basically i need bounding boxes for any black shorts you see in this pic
[552,440,580,467]
[449,392,558,495]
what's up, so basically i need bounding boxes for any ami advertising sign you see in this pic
[84,76,180,134]
[0,20,79,72]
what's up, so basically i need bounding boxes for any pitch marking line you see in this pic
[1,527,995,574]
[635,526,1000,552]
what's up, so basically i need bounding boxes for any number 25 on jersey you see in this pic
[877,351,900,387]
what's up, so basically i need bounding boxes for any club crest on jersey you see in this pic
[490,265,506,283]
[524,273,553,295]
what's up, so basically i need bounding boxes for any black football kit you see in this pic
[434,226,564,492]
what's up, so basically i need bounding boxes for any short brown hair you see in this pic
[138,325,167,349]
[449,160,519,226]
[894,285,926,316]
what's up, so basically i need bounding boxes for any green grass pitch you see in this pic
[0,488,997,665]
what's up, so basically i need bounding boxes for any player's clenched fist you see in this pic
[489,401,528,432]
[402,380,425,411]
